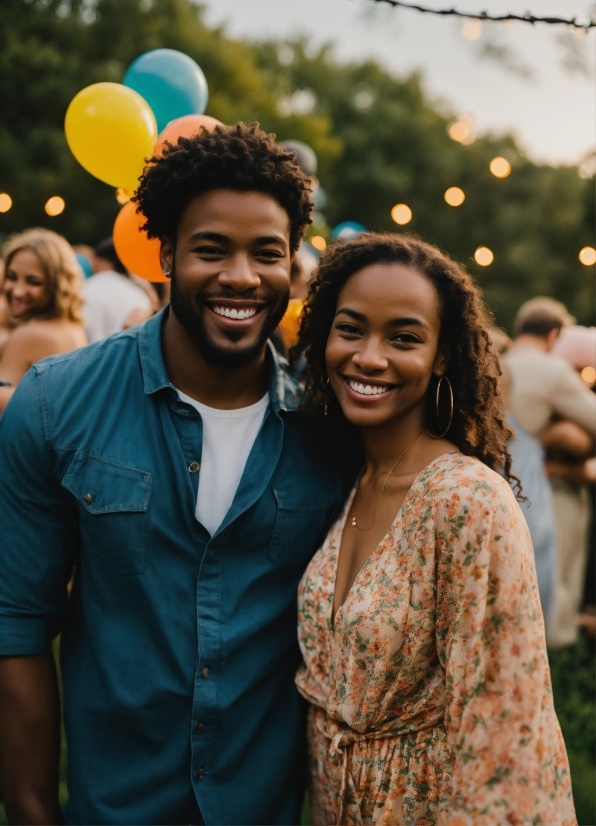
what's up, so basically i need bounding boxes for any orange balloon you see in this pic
[278,298,304,349]
[154,114,223,155]
[113,201,168,283]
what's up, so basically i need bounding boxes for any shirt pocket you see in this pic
[267,488,333,566]
[61,451,152,576]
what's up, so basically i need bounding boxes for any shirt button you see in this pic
[201,667,209,678]
[188,462,200,473]
[84,493,93,503]
[195,722,205,734]
[196,768,205,780]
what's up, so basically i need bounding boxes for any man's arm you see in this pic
[0,369,74,823]
[0,656,61,825]
[551,361,596,435]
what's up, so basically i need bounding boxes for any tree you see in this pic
[0,0,593,331]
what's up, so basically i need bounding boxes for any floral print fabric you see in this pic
[296,453,576,825]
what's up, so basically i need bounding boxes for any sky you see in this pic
[203,0,595,167]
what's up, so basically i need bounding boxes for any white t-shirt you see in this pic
[177,390,270,536]
[83,271,153,343]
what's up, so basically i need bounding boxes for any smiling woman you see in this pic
[292,232,577,825]
[0,229,88,413]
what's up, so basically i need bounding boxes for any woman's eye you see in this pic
[255,249,283,261]
[335,323,362,336]
[392,333,420,346]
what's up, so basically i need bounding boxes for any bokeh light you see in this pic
[490,157,511,178]
[579,246,596,266]
[581,366,596,385]
[474,246,494,266]
[448,115,475,145]
[0,193,12,213]
[45,196,65,216]
[391,204,412,225]
[462,19,483,40]
[444,186,465,207]
[310,235,327,251]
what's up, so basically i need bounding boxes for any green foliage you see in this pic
[549,637,596,825]
[0,0,593,332]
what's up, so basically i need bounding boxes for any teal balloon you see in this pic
[123,49,208,133]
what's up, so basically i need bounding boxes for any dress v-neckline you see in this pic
[330,452,460,629]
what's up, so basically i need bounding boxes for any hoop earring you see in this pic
[323,377,330,416]
[429,375,453,439]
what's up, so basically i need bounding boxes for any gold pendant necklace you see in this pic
[351,428,426,532]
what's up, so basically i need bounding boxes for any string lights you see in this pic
[368,0,596,31]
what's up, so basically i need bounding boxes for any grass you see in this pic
[2,638,594,825]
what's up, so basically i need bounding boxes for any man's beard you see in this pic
[169,268,289,369]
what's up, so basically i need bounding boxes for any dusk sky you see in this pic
[205,0,594,167]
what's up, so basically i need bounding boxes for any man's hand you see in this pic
[0,655,61,825]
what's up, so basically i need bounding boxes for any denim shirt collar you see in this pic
[138,307,301,412]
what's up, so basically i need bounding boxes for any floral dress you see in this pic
[296,453,576,826]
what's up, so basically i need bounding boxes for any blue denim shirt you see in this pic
[0,310,351,825]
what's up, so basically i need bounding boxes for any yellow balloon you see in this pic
[65,82,157,190]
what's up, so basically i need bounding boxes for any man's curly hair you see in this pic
[133,122,313,253]
[294,232,518,487]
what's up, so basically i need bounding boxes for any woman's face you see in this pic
[325,262,447,429]
[2,249,51,320]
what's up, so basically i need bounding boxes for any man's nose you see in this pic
[218,254,261,292]
[351,338,389,372]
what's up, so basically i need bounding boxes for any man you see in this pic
[0,124,351,825]
[505,297,596,648]
[83,237,155,342]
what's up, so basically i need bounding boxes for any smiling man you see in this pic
[0,124,352,825]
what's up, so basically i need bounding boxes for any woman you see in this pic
[294,234,575,825]
[0,228,87,413]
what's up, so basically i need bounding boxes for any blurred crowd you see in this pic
[0,226,594,650]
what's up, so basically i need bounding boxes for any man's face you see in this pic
[161,189,292,368]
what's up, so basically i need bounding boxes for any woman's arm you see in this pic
[435,474,575,824]
[540,419,595,459]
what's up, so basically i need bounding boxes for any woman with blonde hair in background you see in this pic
[0,228,87,413]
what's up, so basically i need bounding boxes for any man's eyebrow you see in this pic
[335,307,428,328]
[187,231,287,246]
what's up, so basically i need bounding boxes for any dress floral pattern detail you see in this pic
[296,453,576,826]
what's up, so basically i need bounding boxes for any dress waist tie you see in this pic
[320,709,444,825]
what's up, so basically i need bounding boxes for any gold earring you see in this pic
[429,375,453,439]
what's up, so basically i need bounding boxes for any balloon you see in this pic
[123,49,209,133]
[154,114,222,155]
[75,253,93,278]
[280,141,318,177]
[330,221,367,240]
[278,298,304,350]
[65,83,157,190]
[113,201,167,283]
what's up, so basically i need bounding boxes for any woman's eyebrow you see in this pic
[335,307,428,329]
[335,307,366,321]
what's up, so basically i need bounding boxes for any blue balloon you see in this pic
[330,221,367,240]
[123,49,208,133]
[75,253,92,278]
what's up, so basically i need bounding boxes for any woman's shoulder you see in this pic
[8,318,85,352]
[418,452,516,512]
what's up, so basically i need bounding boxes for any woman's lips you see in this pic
[342,376,397,403]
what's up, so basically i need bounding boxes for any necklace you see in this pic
[350,428,426,531]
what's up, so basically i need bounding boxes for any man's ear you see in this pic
[432,342,450,376]
[160,238,174,277]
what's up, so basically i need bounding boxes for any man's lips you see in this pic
[342,375,398,403]
[204,300,267,329]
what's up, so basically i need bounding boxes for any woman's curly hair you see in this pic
[134,122,313,253]
[2,228,84,323]
[294,232,518,486]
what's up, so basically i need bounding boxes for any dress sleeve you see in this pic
[0,369,75,655]
[435,471,573,824]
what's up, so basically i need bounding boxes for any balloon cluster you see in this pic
[65,49,222,281]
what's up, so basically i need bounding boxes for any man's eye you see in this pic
[196,246,225,256]
[255,249,283,260]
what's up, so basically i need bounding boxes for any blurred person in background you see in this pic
[83,237,157,342]
[72,243,94,279]
[0,228,87,414]
[543,325,596,645]
[490,328,556,625]
[505,300,596,648]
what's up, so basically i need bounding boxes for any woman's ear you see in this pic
[160,238,174,278]
[432,342,450,376]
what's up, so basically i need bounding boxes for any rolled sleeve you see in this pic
[0,368,74,655]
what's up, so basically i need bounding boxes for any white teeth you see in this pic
[213,306,258,320]
[348,380,390,396]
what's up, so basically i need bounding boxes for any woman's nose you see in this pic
[351,339,389,372]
